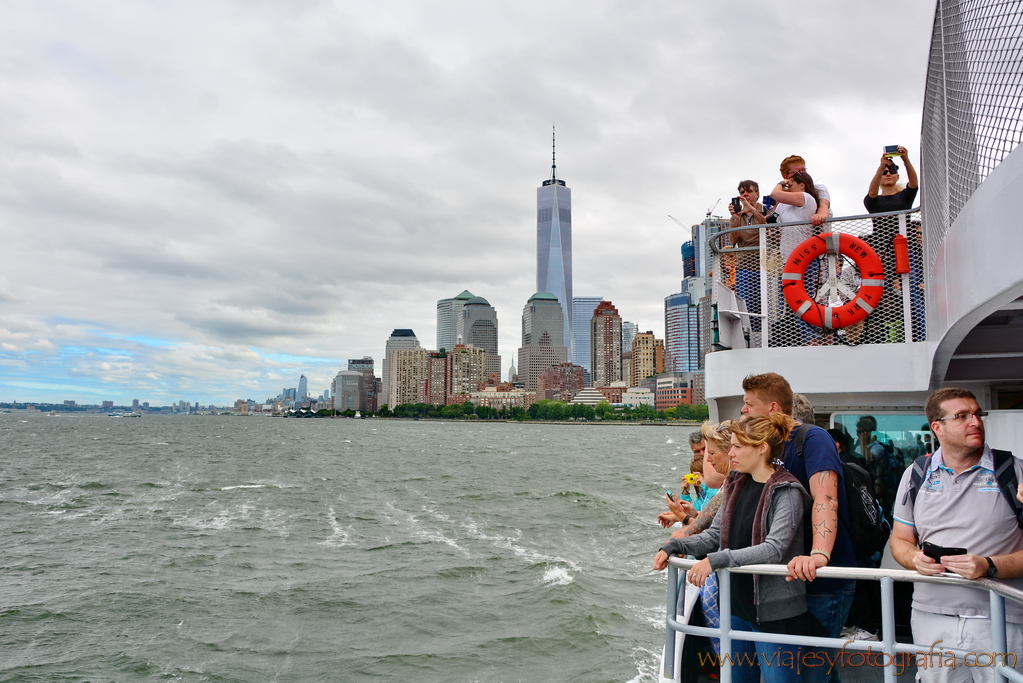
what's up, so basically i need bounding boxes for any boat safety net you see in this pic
[922,0,1023,267]
[711,210,925,350]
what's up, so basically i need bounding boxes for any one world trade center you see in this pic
[536,132,573,359]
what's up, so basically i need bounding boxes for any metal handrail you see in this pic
[707,205,924,255]
[662,557,1023,683]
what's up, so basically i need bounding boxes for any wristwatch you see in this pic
[986,556,998,578]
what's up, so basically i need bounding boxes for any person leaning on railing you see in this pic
[654,414,820,683]
[728,180,771,339]
[663,422,733,538]
[660,421,738,675]
[889,388,1023,682]
[658,431,710,529]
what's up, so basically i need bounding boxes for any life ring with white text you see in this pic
[781,232,885,330]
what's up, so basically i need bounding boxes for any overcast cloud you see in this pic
[0,0,936,405]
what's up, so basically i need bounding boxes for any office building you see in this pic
[332,371,365,412]
[572,296,603,375]
[655,372,695,411]
[298,375,308,401]
[693,216,730,279]
[622,321,638,353]
[537,134,573,360]
[348,357,377,413]
[421,352,449,406]
[448,344,487,399]
[382,329,421,406]
[665,291,701,373]
[622,387,655,408]
[458,295,501,380]
[437,290,474,351]
[387,347,429,409]
[590,301,622,387]
[682,241,697,279]
[631,331,665,386]
[517,292,569,391]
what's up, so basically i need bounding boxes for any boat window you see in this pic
[830,412,930,518]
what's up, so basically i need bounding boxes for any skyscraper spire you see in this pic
[537,129,573,361]
[551,124,557,181]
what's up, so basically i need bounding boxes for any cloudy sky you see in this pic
[0,0,936,406]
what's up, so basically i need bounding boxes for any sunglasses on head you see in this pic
[882,165,900,175]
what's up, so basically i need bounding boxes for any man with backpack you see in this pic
[741,373,857,683]
[890,388,1023,682]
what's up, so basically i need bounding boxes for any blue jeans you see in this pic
[729,615,803,683]
[802,583,857,683]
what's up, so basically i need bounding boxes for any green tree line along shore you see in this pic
[319,400,709,422]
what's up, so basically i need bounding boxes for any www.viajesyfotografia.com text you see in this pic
[698,640,1017,676]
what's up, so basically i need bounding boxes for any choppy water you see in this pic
[0,414,698,682]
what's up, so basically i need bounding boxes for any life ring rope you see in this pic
[781,232,885,330]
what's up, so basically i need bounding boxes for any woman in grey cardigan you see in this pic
[653,413,813,683]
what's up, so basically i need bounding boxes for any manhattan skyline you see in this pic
[0,1,934,405]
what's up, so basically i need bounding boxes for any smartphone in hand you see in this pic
[921,541,968,561]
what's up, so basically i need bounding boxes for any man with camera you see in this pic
[890,388,1023,682]
[779,155,831,226]
[728,180,772,342]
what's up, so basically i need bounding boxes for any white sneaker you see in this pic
[840,626,879,641]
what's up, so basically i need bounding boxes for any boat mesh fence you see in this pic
[922,0,1023,267]
[712,211,925,349]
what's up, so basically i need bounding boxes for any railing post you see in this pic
[991,590,1008,683]
[664,564,679,681]
[718,569,732,683]
[898,212,914,342]
[880,576,897,683]
[759,226,769,348]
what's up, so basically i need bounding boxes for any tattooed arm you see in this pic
[670,491,723,539]
[786,469,839,582]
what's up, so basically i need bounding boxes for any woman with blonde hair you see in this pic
[654,414,815,683]
[662,421,731,528]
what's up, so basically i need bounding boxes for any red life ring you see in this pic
[781,232,885,330]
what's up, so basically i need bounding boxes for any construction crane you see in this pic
[667,215,686,230]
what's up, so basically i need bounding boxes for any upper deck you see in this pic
[704,0,1023,428]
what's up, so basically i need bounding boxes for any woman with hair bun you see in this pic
[654,414,815,683]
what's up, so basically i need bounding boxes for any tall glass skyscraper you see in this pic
[665,291,701,372]
[437,290,474,351]
[537,135,573,361]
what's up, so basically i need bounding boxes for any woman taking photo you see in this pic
[863,147,922,343]
[770,171,825,345]
[654,414,814,683]
[771,171,821,259]
[864,146,918,213]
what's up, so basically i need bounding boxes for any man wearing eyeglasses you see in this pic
[890,388,1023,682]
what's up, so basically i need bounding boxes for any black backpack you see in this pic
[902,449,1023,528]
[793,424,892,561]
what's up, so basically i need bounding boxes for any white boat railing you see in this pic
[708,208,924,350]
[662,557,1023,683]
